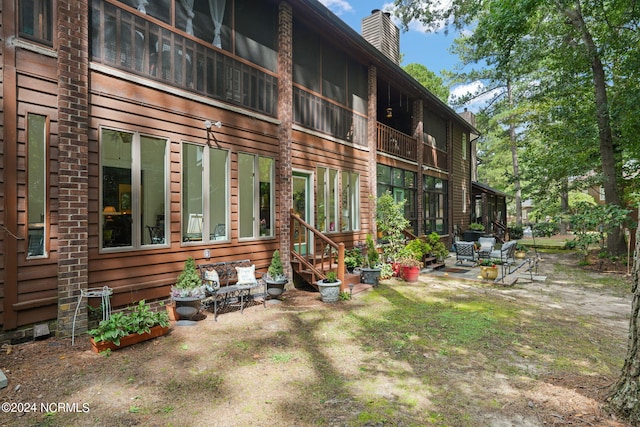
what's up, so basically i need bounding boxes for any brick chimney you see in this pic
[361,9,400,65]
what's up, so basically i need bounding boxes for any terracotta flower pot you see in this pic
[401,265,420,282]
[89,325,169,353]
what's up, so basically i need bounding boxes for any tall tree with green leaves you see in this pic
[403,63,450,103]
[395,0,640,420]
[394,0,638,254]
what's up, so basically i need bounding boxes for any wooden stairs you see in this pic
[424,255,445,271]
[289,210,365,292]
[291,256,362,291]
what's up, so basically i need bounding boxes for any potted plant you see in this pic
[397,256,422,282]
[88,300,170,353]
[360,234,382,287]
[463,222,486,242]
[344,247,364,274]
[514,243,527,259]
[317,270,341,303]
[478,259,499,280]
[265,249,288,298]
[171,257,206,320]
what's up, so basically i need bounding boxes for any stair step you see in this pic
[497,274,518,286]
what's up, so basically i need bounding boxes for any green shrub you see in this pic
[366,234,380,268]
[172,257,206,298]
[469,223,485,231]
[404,239,430,260]
[325,271,338,283]
[509,225,524,239]
[532,221,558,238]
[88,300,169,346]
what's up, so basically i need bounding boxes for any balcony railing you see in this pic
[376,122,418,162]
[377,123,448,170]
[91,0,277,117]
[423,143,448,170]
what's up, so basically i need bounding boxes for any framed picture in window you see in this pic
[119,184,132,214]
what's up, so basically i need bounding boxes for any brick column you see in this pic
[277,2,293,276]
[56,0,90,336]
[367,65,378,235]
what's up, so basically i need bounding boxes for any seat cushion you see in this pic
[235,265,257,285]
[203,268,220,292]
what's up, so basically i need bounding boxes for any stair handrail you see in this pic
[402,228,417,240]
[290,210,345,285]
[492,220,508,243]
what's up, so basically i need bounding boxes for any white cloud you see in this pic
[386,0,453,33]
[450,81,499,113]
[318,0,353,15]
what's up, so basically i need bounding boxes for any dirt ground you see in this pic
[0,250,635,427]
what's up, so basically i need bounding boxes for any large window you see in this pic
[19,0,53,46]
[238,153,274,239]
[101,129,168,249]
[182,143,229,243]
[316,168,359,232]
[27,114,47,258]
[377,165,417,233]
[316,167,338,232]
[341,171,360,231]
[424,175,448,235]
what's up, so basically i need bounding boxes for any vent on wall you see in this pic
[361,9,400,65]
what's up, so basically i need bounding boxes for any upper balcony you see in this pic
[376,123,448,170]
[90,0,278,117]
[90,1,448,171]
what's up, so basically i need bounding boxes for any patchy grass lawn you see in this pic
[0,252,633,426]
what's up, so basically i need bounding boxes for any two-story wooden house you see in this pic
[0,0,478,343]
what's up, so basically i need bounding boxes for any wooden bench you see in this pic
[197,260,268,321]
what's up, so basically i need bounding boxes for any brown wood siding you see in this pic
[450,125,470,234]
[88,71,283,308]
[0,4,4,327]
[10,49,60,328]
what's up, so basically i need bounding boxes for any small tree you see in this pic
[569,203,631,258]
[376,192,410,262]
[172,257,205,298]
[366,233,380,268]
[267,250,285,281]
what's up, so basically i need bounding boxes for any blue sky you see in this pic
[317,0,485,110]
[318,0,459,76]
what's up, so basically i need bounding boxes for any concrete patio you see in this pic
[422,251,548,285]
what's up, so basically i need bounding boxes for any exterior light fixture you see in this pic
[204,120,222,130]
[386,107,393,119]
[204,120,222,147]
